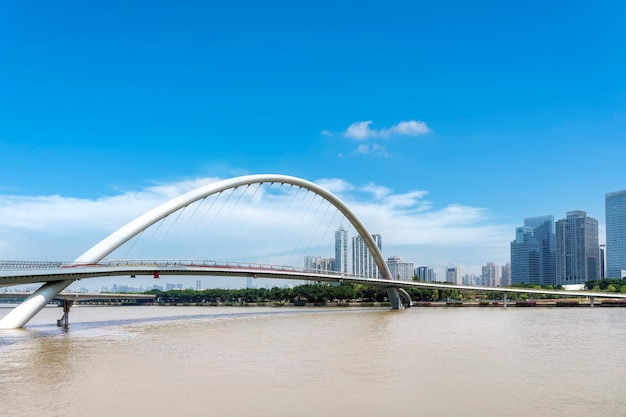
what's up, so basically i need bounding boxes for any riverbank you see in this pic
[151,300,626,308]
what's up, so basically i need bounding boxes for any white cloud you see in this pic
[361,182,391,199]
[343,120,431,140]
[344,121,376,140]
[315,178,354,194]
[353,144,390,157]
[381,120,430,137]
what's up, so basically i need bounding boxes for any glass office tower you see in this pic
[556,211,600,285]
[510,215,556,285]
[606,190,626,279]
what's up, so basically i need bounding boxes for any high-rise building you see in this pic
[304,256,335,272]
[445,266,461,284]
[510,215,556,285]
[482,262,500,287]
[352,234,382,278]
[386,256,414,281]
[556,211,600,285]
[415,266,436,282]
[304,256,318,270]
[500,262,511,286]
[462,273,480,286]
[334,225,349,274]
[599,244,606,279]
[605,190,626,279]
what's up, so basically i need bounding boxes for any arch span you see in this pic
[0,174,406,329]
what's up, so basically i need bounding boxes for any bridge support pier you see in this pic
[590,297,595,308]
[503,293,508,309]
[386,287,402,309]
[56,299,71,329]
[0,279,75,329]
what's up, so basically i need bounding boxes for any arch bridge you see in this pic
[0,174,411,329]
[1,174,622,329]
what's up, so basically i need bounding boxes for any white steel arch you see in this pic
[74,174,394,275]
[0,174,404,329]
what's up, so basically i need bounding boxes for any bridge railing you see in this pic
[0,258,376,281]
[0,260,69,269]
[103,258,371,280]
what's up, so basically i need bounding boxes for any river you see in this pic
[1,305,625,417]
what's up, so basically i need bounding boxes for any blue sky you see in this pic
[1,1,625,290]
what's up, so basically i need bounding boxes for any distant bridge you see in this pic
[0,291,156,304]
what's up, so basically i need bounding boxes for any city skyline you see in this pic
[1,2,625,290]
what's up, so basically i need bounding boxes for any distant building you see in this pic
[462,273,480,286]
[352,234,382,278]
[195,280,202,290]
[482,262,500,287]
[386,256,414,281]
[334,225,349,274]
[599,244,606,279]
[165,283,178,290]
[304,256,318,270]
[500,262,511,286]
[446,266,461,285]
[510,215,556,285]
[606,190,626,278]
[556,211,600,285]
[304,256,335,272]
[415,266,435,282]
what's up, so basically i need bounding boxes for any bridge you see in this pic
[0,291,155,303]
[0,174,623,329]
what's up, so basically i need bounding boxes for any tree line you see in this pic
[143,280,620,304]
[585,278,626,293]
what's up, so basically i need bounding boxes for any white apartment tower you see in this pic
[446,266,461,285]
[387,256,415,281]
[352,234,382,278]
[334,225,349,274]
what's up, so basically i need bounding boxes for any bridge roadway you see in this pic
[1,259,625,302]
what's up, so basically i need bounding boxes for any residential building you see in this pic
[482,262,500,287]
[386,256,414,281]
[510,215,556,285]
[304,256,335,272]
[556,211,600,285]
[352,234,382,278]
[462,273,480,286]
[500,262,511,286]
[446,266,461,285]
[606,190,626,278]
[334,225,349,274]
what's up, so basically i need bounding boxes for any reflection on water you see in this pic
[1,306,625,417]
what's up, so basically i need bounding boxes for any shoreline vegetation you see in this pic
[147,300,626,308]
[80,280,626,308]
